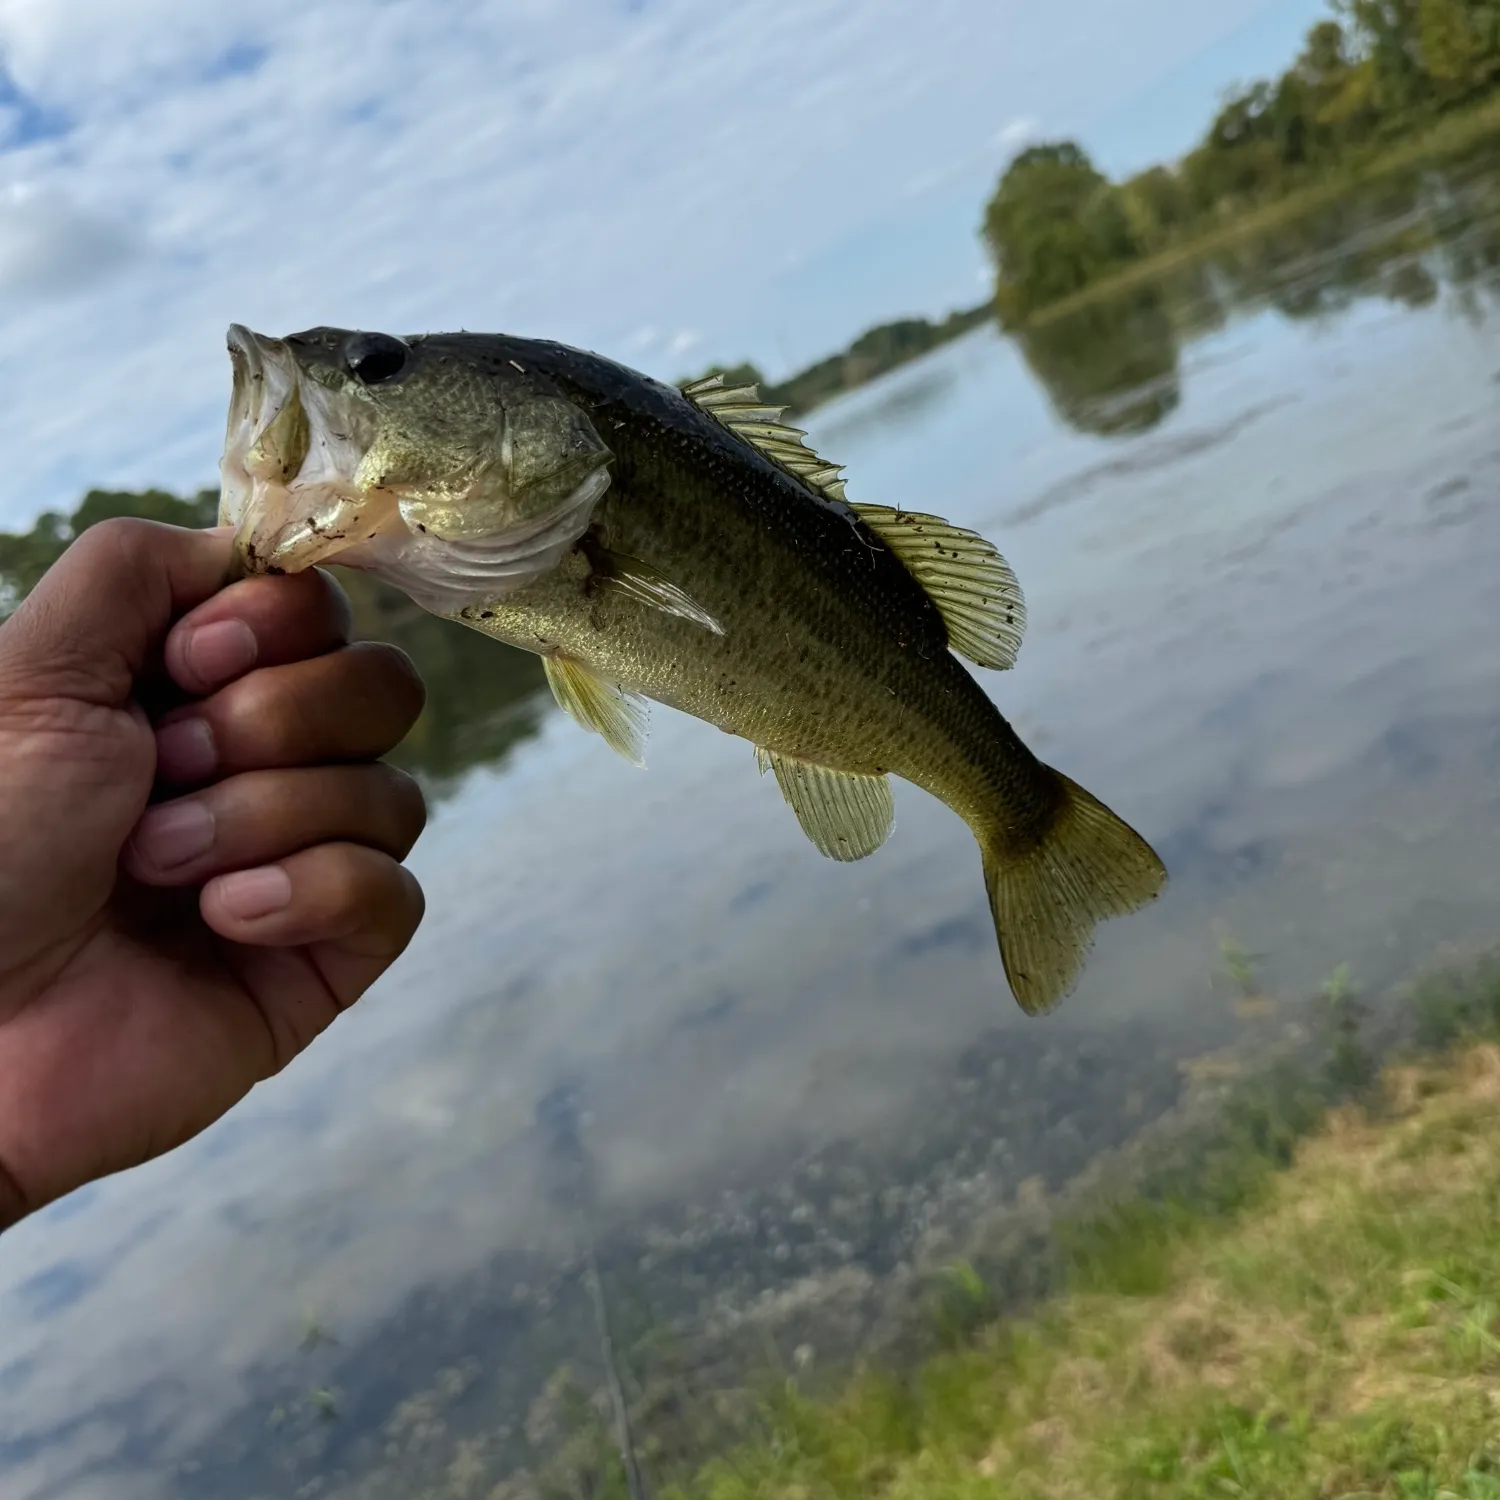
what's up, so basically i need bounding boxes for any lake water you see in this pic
[5,151,1500,1499]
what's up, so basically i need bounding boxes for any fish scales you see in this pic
[454,337,1051,838]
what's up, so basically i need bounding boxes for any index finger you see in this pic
[161,566,356,697]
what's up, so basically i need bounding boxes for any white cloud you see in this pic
[0,0,1293,529]
[995,115,1041,149]
[0,185,136,295]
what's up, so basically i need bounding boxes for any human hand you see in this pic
[0,518,427,1230]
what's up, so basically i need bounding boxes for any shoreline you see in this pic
[764,95,1500,425]
[662,954,1500,1497]
[173,947,1500,1499]
[1016,96,1500,329]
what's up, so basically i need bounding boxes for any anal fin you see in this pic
[543,655,649,767]
[756,747,894,862]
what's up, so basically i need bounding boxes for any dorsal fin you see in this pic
[681,375,849,504]
[849,504,1027,672]
[679,376,1025,671]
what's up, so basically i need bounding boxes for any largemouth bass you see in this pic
[219,323,1166,1013]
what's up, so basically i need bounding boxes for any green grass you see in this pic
[1022,94,1500,329]
[658,968,1500,1499]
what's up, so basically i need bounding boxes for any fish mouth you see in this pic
[221,324,389,574]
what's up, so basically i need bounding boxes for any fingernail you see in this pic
[131,800,215,872]
[186,619,257,687]
[217,866,293,921]
[155,718,216,781]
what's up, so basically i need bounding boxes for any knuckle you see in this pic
[377,764,428,843]
[356,641,426,719]
[220,673,305,762]
[67,517,157,595]
[75,517,183,592]
[387,863,426,941]
[314,846,424,957]
[212,765,285,823]
[80,515,151,557]
[311,566,355,640]
[315,843,374,916]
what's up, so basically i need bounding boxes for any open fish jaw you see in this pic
[220,323,379,574]
[218,323,612,607]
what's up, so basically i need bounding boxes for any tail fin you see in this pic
[981,770,1167,1016]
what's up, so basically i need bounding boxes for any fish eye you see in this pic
[344,332,409,385]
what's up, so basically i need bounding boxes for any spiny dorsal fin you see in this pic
[849,504,1027,672]
[543,655,648,767]
[755,746,894,862]
[681,375,849,504]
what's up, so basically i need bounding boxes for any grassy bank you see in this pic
[664,964,1500,1499]
[1023,96,1500,330]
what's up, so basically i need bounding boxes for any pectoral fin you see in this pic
[756,747,894,862]
[543,655,649,767]
[589,546,724,635]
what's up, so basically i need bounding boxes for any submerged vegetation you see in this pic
[566,961,1500,1500]
[677,1027,1500,1498]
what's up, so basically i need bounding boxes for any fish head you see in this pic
[220,324,613,611]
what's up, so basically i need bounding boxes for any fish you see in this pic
[219,323,1167,1014]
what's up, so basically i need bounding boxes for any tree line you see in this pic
[685,305,992,420]
[985,0,1500,322]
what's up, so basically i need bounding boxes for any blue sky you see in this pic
[0,0,1327,529]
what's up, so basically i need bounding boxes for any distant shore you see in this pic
[1020,95,1500,328]
[740,94,1500,424]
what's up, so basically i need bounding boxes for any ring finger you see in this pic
[125,763,427,885]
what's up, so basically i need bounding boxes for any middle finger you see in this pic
[125,762,427,885]
[153,641,425,785]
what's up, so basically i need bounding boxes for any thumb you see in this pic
[0,518,235,708]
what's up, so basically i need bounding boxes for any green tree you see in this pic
[983,142,1143,323]
[1418,0,1488,98]
[1337,0,1432,113]
[0,487,219,615]
[1119,166,1193,253]
[1296,19,1383,142]
[1299,18,1355,86]
[1183,84,1289,212]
